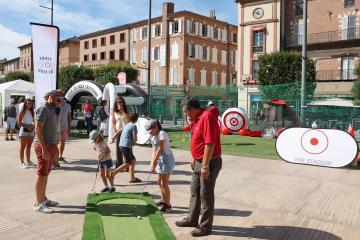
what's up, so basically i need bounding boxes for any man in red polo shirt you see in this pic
[176,97,222,237]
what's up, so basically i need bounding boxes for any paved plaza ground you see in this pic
[1,135,360,240]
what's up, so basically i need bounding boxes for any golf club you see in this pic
[128,171,153,216]
[90,163,100,194]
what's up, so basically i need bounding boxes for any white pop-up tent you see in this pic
[0,79,35,112]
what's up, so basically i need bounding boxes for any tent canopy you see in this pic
[309,98,357,107]
[0,79,35,112]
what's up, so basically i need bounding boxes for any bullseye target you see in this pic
[222,108,247,133]
[300,129,329,155]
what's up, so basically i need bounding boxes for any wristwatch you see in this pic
[202,165,209,169]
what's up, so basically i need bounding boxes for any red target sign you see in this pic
[300,129,329,155]
[222,108,247,133]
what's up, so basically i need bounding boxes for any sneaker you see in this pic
[108,187,116,193]
[52,163,60,170]
[159,204,172,213]
[191,226,211,237]
[5,137,9,141]
[100,187,110,193]
[33,201,54,214]
[10,138,15,141]
[155,201,166,206]
[175,218,198,227]
[26,161,37,167]
[20,163,27,169]
[59,157,68,163]
[44,198,59,207]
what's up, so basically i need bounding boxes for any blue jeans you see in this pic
[85,117,93,134]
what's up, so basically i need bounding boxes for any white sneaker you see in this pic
[44,198,59,207]
[20,163,28,169]
[33,201,54,214]
[27,161,37,167]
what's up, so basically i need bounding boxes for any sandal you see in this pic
[129,178,142,183]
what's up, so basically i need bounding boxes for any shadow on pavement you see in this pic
[114,180,191,187]
[211,225,341,239]
[54,205,86,214]
[172,206,252,217]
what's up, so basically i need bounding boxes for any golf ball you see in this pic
[137,216,142,220]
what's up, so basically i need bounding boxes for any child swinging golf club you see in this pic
[145,119,175,213]
[89,130,115,193]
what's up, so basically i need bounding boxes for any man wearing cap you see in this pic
[33,90,64,214]
[207,101,220,118]
[57,98,72,165]
[176,97,222,237]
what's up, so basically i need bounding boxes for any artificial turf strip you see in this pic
[82,192,175,240]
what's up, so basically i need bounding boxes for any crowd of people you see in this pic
[2,92,222,237]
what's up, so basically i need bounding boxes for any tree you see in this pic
[58,65,94,94]
[257,51,317,102]
[93,63,139,86]
[5,71,32,82]
[351,64,360,105]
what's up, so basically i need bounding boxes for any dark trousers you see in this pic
[85,117,93,134]
[188,156,222,230]
[115,132,123,168]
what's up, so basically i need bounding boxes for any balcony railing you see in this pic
[316,69,357,81]
[287,27,359,47]
[252,45,264,53]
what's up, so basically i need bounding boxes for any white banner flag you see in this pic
[31,23,59,108]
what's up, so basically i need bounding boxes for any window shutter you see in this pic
[186,19,191,33]
[178,19,182,33]
[169,22,173,35]
[160,44,166,67]
[207,47,210,61]
[199,23,203,36]
[195,45,199,59]
[151,47,155,61]
[160,23,163,36]
[195,22,199,35]
[139,28,143,40]
[152,25,155,38]
[218,29,221,40]
[222,29,227,42]
[207,25,211,38]
[174,66,178,85]
[199,46,203,60]
[170,67,173,85]
[188,43,192,58]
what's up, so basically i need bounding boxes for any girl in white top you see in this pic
[18,99,36,169]
[146,119,175,213]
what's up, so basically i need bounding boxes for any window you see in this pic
[141,48,148,63]
[92,53,97,61]
[187,43,196,59]
[233,32,237,43]
[191,22,196,34]
[295,0,303,16]
[119,49,125,61]
[293,22,303,45]
[221,50,227,65]
[221,72,227,86]
[200,69,207,86]
[344,0,355,8]
[202,24,208,37]
[154,68,160,85]
[202,46,208,61]
[212,48,218,63]
[154,46,160,61]
[252,60,259,80]
[101,37,106,46]
[154,24,161,37]
[110,35,115,44]
[214,28,218,39]
[170,66,178,85]
[92,39,97,48]
[171,43,179,59]
[253,30,264,53]
[84,41,89,49]
[211,71,217,86]
[132,48,137,64]
[100,52,106,60]
[142,27,148,40]
[231,51,236,65]
[109,50,115,60]
[188,68,195,85]
[342,15,356,40]
[341,56,355,80]
[120,33,125,43]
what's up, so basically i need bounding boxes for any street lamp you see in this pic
[147,0,152,115]
[39,0,54,25]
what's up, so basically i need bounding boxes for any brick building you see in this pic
[79,2,238,88]
[3,58,20,75]
[236,0,360,112]
[19,43,32,72]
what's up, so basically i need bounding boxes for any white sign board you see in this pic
[276,128,358,168]
[31,23,59,108]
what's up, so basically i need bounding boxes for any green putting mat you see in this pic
[82,193,175,240]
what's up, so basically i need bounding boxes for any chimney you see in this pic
[162,2,175,16]
[210,10,216,20]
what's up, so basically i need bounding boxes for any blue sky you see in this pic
[0,0,237,59]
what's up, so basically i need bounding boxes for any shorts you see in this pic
[60,128,68,141]
[34,143,58,176]
[156,153,175,174]
[119,147,136,164]
[19,128,34,137]
[6,117,16,129]
[99,159,113,169]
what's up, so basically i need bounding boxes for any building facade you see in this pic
[236,0,360,113]
[19,43,32,72]
[3,58,20,74]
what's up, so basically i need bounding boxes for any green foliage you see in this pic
[5,70,32,82]
[351,78,360,106]
[257,51,317,102]
[356,64,360,81]
[58,65,94,93]
[93,63,139,85]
